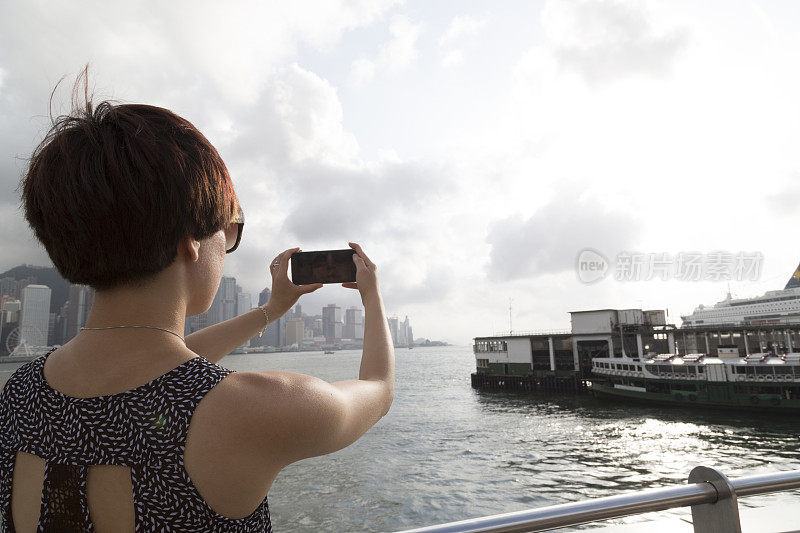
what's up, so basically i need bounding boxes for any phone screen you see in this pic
[290,249,357,285]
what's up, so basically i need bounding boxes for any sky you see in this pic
[2,0,800,344]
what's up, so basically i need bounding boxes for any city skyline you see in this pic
[0,266,422,355]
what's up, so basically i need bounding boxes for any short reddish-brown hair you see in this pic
[20,89,238,291]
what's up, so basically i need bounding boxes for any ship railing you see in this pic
[489,330,572,337]
[396,466,800,533]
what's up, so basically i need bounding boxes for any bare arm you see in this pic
[246,243,395,466]
[185,247,321,364]
[184,306,273,365]
[336,289,394,406]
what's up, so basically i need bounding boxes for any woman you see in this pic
[0,94,395,532]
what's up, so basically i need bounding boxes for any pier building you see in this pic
[472,308,800,392]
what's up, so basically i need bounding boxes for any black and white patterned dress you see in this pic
[0,348,272,532]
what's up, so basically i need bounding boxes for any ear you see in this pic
[179,236,201,262]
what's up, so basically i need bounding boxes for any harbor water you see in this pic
[2,345,799,531]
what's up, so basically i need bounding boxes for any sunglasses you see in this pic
[225,209,244,253]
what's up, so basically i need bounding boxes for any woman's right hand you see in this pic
[342,242,380,304]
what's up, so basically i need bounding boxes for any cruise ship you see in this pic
[681,263,800,327]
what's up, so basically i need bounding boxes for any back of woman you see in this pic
[0,77,394,532]
[0,348,273,532]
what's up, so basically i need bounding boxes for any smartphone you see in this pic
[290,249,357,285]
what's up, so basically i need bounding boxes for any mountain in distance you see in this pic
[0,264,70,314]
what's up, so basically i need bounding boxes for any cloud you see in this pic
[486,192,640,280]
[348,14,421,86]
[439,14,486,68]
[0,0,400,287]
[439,14,487,47]
[541,0,689,83]
[348,58,377,88]
[441,50,464,68]
[280,160,448,243]
[192,60,457,310]
[765,173,800,212]
[273,65,360,166]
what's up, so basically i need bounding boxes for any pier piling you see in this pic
[471,372,589,393]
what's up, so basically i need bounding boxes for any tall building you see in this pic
[20,284,51,349]
[248,287,272,346]
[184,310,210,336]
[235,292,252,349]
[398,316,413,347]
[322,304,342,341]
[47,312,57,346]
[258,287,270,307]
[209,276,237,325]
[55,301,69,346]
[0,277,17,298]
[312,317,323,337]
[387,316,399,347]
[237,292,252,316]
[285,317,305,346]
[66,284,94,342]
[2,300,21,322]
[0,300,21,355]
[262,315,285,348]
[344,307,363,340]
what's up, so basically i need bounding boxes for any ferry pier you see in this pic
[472,308,800,395]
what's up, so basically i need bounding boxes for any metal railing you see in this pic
[397,466,800,533]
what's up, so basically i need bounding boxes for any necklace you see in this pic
[80,324,186,343]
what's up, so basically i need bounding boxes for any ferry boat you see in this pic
[681,262,800,327]
[591,346,800,411]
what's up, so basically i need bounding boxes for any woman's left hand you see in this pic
[266,247,322,319]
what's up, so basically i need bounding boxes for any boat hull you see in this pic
[591,381,800,413]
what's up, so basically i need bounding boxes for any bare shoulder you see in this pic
[220,370,342,427]
[212,371,350,463]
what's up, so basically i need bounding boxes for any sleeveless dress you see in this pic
[0,348,272,532]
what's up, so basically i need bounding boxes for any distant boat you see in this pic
[324,350,335,355]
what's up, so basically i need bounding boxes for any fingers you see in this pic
[341,282,359,290]
[352,253,367,270]
[279,247,299,277]
[348,242,373,267]
[269,254,282,278]
[299,283,323,294]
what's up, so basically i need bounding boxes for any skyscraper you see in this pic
[237,292,252,316]
[399,316,412,347]
[209,276,237,325]
[20,284,51,349]
[387,316,399,347]
[285,318,304,347]
[0,277,17,298]
[66,284,94,342]
[262,315,285,348]
[247,287,272,346]
[258,287,270,307]
[236,292,252,349]
[344,307,363,340]
[322,304,342,341]
[184,311,209,336]
[0,300,21,355]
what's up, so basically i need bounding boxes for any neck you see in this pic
[80,276,188,352]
